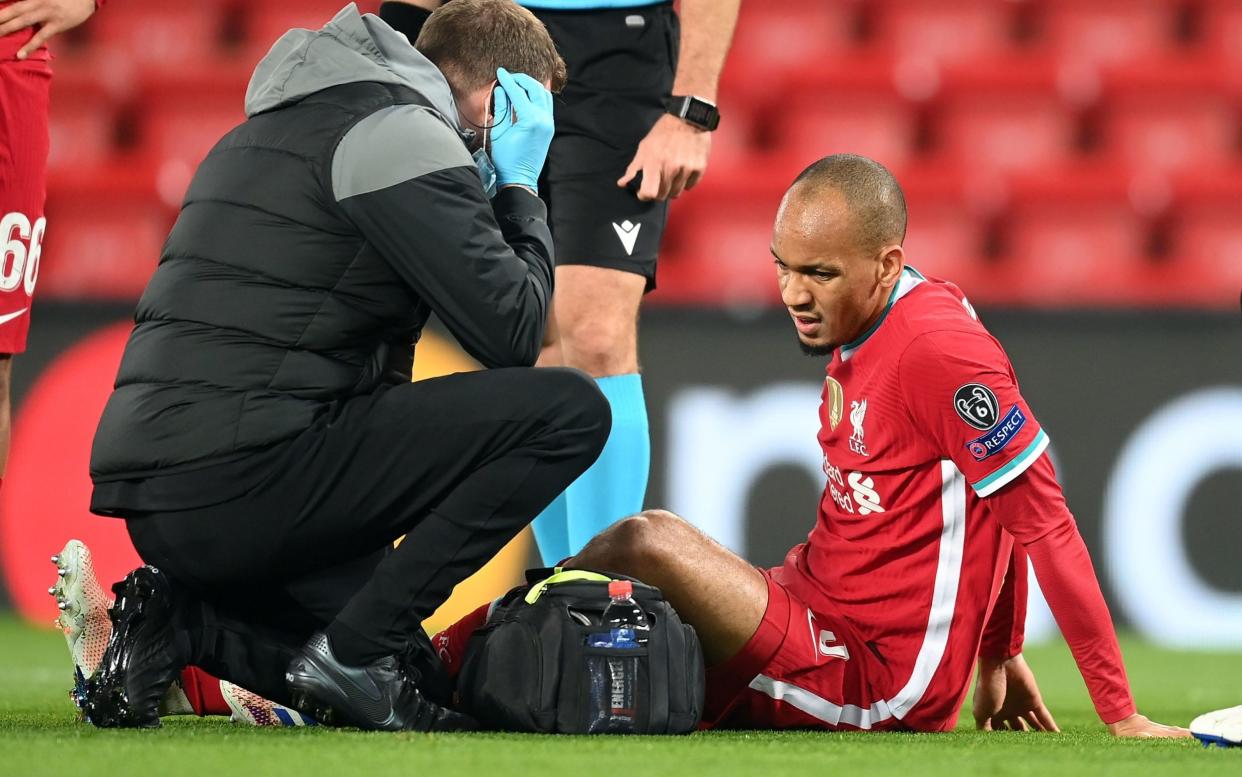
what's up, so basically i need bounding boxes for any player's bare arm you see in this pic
[0,0,98,60]
[618,0,740,201]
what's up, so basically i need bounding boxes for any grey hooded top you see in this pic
[89,4,555,511]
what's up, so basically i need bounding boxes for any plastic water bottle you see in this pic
[585,581,649,733]
[590,580,650,647]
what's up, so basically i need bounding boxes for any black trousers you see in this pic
[125,367,610,704]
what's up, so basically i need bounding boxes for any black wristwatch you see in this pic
[664,95,720,132]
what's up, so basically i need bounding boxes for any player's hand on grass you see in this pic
[973,653,1060,732]
[0,0,98,60]
[618,113,711,201]
[1106,713,1192,739]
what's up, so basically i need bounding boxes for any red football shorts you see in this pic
[702,567,893,731]
[0,57,51,355]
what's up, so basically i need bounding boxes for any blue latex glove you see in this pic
[489,67,555,191]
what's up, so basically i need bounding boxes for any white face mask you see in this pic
[473,147,498,199]
[469,94,498,199]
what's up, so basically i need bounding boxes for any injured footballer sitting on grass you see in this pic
[56,154,1210,739]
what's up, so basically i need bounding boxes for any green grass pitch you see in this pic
[1,614,1238,777]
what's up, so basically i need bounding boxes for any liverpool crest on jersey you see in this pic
[826,377,844,431]
[849,398,869,456]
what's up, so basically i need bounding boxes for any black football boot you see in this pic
[83,566,188,728]
[402,627,454,708]
[285,631,476,732]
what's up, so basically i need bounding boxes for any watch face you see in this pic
[667,96,719,130]
[684,98,719,130]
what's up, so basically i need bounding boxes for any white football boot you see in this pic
[221,680,316,726]
[50,539,114,713]
[51,539,197,719]
[1190,705,1242,748]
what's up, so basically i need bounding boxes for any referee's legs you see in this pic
[534,265,650,559]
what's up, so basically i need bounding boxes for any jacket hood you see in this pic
[244,3,460,130]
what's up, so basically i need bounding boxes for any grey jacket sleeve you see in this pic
[332,105,554,368]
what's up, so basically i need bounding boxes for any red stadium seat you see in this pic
[692,98,758,180]
[771,61,921,172]
[1165,171,1242,307]
[1038,0,1178,67]
[897,166,993,298]
[866,0,1016,66]
[46,72,119,177]
[85,0,230,73]
[1202,0,1242,76]
[243,0,380,64]
[653,176,790,306]
[932,56,1082,176]
[999,168,1155,305]
[39,170,173,300]
[721,0,858,98]
[1097,59,1238,176]
[134,73,250,207]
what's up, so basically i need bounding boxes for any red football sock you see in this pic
[180,667,230,716]
[432,602,491,680]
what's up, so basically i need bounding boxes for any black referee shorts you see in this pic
[535,2,679,291]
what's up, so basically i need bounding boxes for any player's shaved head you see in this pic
[771,154,908,356]
[786,154,907,253]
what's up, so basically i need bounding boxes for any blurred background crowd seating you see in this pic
[39,0,1242,308]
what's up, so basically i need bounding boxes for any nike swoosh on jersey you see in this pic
[0,308,28,326]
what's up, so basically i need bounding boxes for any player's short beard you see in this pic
[798,337,835,357]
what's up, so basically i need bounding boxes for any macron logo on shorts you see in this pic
[612,220,641,256]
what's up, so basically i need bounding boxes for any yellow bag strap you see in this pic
[523,567,613,605]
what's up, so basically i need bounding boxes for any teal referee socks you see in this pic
[531,373,650,563]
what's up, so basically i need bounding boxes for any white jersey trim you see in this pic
[973,430,1050,497]
[748,675,894,728]
[887,461,967,717]
[748,462,968,728]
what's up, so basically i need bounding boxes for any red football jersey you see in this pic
[780,266,1051,731]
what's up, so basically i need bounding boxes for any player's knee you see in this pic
[604,510,682,575]
[635,509,682,532]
